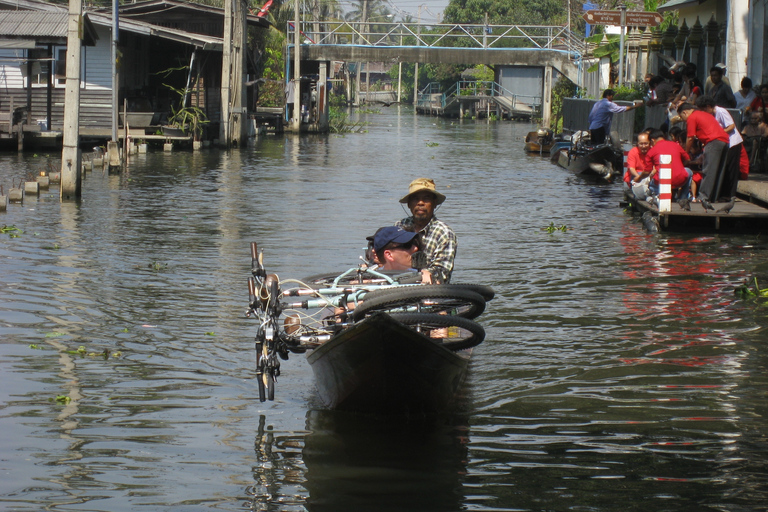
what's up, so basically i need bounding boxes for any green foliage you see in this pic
[551,76,578,132]
[328,106,366,133]
[735,277,768,300]
[443,0,565,25]
[254,27,287,107]
[543,222,570,233]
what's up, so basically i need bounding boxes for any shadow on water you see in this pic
[247,410,470,512]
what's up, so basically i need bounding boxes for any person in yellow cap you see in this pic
[396,178,456,284]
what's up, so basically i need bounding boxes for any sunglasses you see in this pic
[391,241,415,250]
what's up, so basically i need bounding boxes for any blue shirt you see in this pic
[588,98,629,131]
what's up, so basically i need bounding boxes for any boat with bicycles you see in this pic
[245,242,494,414]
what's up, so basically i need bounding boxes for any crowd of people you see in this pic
[623,62,768,211]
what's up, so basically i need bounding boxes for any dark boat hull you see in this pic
[306,313,470,414]
[556,143,624,181]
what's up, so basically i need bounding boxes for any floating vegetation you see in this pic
[734,277,768,300]
[2,225,23,238]
[329,108,367,134]
[205,332,216,336]
[45,331,66,338]
[543,222,570,234]
[425,141,439,147]
[149,261,168,271]
[53,395,71,404]
[29,344,40,350]
[355,108,381,114]
[43,243,60,251]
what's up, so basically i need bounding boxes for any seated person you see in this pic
[742,112,768,173]
[742,112,768,138]
[644,129,693,208]
[373,226,420,272]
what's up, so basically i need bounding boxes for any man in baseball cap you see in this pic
[372,226,419,271]
[396,178,456,283]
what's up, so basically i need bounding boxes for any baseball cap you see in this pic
[373,226,417,251]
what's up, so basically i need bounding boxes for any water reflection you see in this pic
[302,410,468,512]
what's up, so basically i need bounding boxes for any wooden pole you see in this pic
[231,0,247,145]
[60,0,83,200]
[220,0,233,145]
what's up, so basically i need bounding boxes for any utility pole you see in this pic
[220,0,232,144]
[413,4,423,106]
[60,0,82,200]
[106,0,120,169]
[291,0,301,131]
[618,4,626,87]
[111,0,118,142]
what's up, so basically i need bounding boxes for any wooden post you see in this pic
[60,0,83,200]
[542,64,553,128]
[658,154,672,212]
[220,0,232,145]
[318,61,328,131]
[230,0,247,145]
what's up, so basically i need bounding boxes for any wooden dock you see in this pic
[625,194,768,232]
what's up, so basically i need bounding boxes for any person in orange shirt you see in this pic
[623,131,652,198]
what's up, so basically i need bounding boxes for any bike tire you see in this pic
[266,372,275,401]
[302,271,393,288]
[364,283,495,302]
[388,312,485,351]
[256,344,267,402]
[352,285,485,321]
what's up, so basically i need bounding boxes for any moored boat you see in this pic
[555,131,624,181]
[525,129,555,154]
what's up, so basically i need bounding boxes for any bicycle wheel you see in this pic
[302,270,394,288]
[256,343,267,402]
[266,371,275,401]
[352,285,485,321]
[367,283,495,302]
[388,312,485,351]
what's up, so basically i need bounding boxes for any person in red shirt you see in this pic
[678,102,729,210]
[624,131,652,197]
[644,129,693,209]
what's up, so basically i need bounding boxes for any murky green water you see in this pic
[1,107,767,511]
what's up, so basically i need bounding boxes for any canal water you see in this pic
[1,108,767,511]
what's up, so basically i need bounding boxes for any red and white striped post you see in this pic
[658,154,672,212]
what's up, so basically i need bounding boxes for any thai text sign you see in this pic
[582,10,663,27]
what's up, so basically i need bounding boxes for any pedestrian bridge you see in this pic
[294,21,585,86]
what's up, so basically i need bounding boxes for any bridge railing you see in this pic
[293,21,586,55]
[417,81,542,114]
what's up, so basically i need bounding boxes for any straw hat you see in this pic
[399,178,446,205]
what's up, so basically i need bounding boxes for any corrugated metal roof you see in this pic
[658,0,705,12]
[0,11,67,38]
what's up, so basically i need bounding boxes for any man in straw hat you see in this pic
[395,178,457,284]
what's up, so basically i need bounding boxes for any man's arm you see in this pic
[427,229,457,284]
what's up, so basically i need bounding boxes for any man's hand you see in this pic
[420,269,433,284]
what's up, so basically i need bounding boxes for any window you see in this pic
[25,46,86,87]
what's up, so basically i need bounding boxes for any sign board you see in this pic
[625,11,663,27]
[582,10,663,27]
